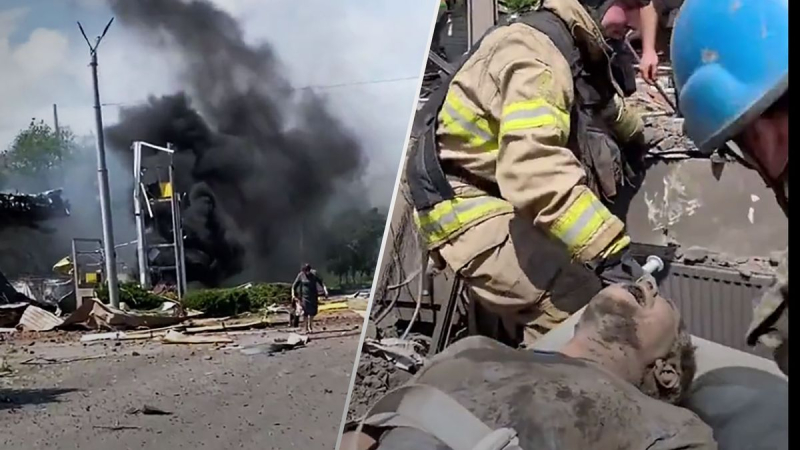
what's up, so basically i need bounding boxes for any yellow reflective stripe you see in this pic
[415,196,512,245]
[440,92,498,151]
[600,234,631,259]
[549,190,615,256]
[500,99,570,143]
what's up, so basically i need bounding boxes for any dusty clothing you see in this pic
[410,0,644,341]
[684,367,788,450]
[291,270,324,317]
[416,0,643,260]
[439,214,603,344]
[370,336,716,450]
[746,178,788,375]
[746,250,788,375]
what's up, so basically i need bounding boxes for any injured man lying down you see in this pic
[342,281,719,450]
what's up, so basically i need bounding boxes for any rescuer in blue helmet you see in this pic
[672,0,788,375]
[672,1,788,447]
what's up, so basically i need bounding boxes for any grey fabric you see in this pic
[375,336,716,450]
[291,270,323,317]
[379,426,451,450]
[360,384,521,450]
[683,367,788,450]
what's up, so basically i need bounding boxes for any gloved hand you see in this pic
[624,127,664,179]
[587,248,645,287]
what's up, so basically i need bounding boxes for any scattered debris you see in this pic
[240,332,309,355]
[161,330,233,345]
[0,357,11,376]
[0,303,28,327]
[363,338,427,373]
[347,350,413,422]
[61,299,188,331]
[679,246,710,265]
[93,424,142,432]
[126,404,172,416]
[21,354,108,365]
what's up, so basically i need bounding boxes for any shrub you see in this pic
[182,288,251,317]
[248,282,292,309]
[96,282,165,310]
[181,283,292,317]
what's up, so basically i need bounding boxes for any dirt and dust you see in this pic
[0,315,362,450]
[346,348,412,423]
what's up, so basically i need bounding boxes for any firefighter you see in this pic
[406,0,654,346]
[671,0,788,375]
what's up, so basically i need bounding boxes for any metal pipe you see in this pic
[168,155,184,300]
[89,49,120,308]
[133,142,149,289]
[71,239,80,308]
[467,0,498,49]
[138,141,175,154]
[175,192,188,296]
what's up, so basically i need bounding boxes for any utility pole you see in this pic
[52,104,60,139]
[78,18,120,308]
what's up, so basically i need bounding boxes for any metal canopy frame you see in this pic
[132,141,187,299]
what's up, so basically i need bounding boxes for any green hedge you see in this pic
[182,282,292,317]
[96,282,165,310]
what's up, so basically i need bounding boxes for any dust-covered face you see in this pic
[580,283,680,360]
[580,283,692,403]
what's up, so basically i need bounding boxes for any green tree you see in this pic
[500,0,542,13]
[324,207,387,286]
[1,119,76,179]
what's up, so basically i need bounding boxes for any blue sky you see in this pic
[0,0,438,204]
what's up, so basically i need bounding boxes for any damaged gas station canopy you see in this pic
[0,189,71,224]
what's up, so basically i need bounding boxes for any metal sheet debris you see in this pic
[18,304,63,331]
[60,299,187,331]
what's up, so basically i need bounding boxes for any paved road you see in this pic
[0,327,360,450]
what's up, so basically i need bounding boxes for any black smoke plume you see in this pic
[106,0,367,285]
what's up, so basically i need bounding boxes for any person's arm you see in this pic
[488,28,630,263]
[746,250,788,375]
[315,272,329,298]
[291,274,301,300]
[638,2,659,83]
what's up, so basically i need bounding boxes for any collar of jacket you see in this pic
[541,0,612,63]
[541,0,624,96]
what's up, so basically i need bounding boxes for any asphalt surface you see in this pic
[0,326,361,450]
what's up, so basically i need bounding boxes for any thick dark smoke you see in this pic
[105,0,368,285]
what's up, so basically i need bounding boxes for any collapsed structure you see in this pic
[0,189,71,304]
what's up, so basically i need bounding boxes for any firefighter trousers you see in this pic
[436,212,603,346]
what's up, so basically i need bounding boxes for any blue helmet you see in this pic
[670,0,788,153]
